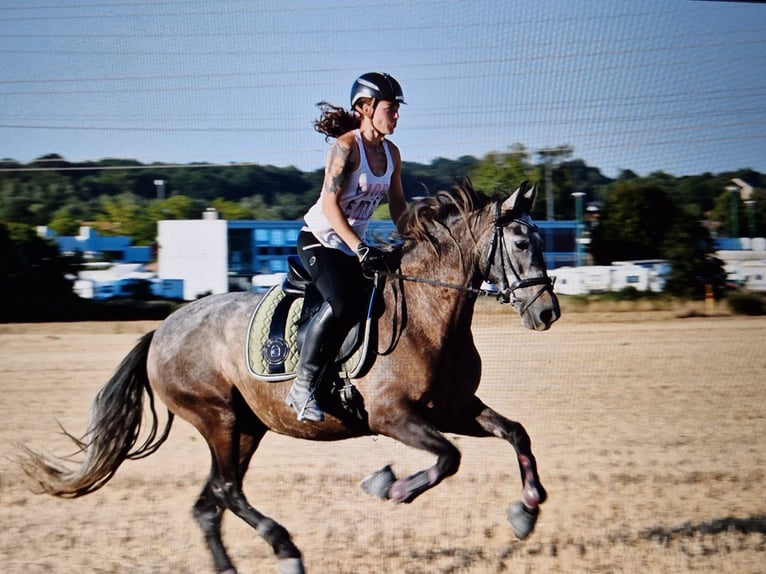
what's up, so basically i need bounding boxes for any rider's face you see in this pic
[371,101,400,135]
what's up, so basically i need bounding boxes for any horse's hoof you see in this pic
[360,464,396,499]
[507,501,539,540]
[278,557,305,574]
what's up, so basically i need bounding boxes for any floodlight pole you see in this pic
[538,145,573,251]
[745,200,756,243]
[726,184,739,239]
[154,179,166,200]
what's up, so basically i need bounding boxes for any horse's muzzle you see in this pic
[514,282,560,331]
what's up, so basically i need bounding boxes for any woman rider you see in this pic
[286,72,409,421]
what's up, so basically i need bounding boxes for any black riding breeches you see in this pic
[297,230,366,328]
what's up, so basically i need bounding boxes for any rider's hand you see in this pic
[356,242,387,274]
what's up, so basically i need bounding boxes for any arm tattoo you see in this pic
[324,143,352,195]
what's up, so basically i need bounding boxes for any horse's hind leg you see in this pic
[442,400,547,540]
[193,418,304,574]
[194,475,235,574]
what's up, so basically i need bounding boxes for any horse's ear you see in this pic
[502,181,536,214]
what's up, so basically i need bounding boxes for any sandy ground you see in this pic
[1,302,764,574]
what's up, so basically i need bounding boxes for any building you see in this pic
[38,225,153,263]
[38,226,183,300]
[717,237,766,291]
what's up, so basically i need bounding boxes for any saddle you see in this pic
[246,256,380,383]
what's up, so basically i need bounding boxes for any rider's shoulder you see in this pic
[335,130,357,148]
[385,139,402,162]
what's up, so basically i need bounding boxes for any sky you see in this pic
[1,0,765,178]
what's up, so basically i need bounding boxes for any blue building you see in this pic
[39,225,153,264]
[224,219,578,286]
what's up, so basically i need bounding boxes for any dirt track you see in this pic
[1,304,765,573]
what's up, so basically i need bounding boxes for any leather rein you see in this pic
[381,201,555,312]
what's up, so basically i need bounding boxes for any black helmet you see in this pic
[350,72,406,108]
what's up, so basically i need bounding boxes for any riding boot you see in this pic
[286,302,340,422]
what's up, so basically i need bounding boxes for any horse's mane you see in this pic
[401,179,495,254]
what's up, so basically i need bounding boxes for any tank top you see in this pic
[303,129,394,256]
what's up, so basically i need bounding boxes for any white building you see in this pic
[157,216,228,301]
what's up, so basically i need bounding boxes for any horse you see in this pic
[19,180,560,574]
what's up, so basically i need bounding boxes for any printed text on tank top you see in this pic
[341,130,392,223]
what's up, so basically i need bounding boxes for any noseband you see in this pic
[381,201,555,310]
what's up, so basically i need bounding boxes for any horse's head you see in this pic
[484,181,560,331]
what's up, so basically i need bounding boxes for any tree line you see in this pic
[1,145,764,309]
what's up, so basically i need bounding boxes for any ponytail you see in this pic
[314,100,361,141]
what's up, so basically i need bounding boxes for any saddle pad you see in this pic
[246,286,303,381]
[246,285,368,382]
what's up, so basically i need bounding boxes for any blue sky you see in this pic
[1,0,765,177]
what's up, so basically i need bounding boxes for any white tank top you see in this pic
[303,129,393,256]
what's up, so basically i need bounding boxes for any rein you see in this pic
[381,201,555,312]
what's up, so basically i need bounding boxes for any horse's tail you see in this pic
[19,331,174,498]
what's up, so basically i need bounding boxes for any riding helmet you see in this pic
[350,72,406,108]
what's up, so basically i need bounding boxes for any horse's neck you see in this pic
[392,232,482,344]
[401,213,488,291]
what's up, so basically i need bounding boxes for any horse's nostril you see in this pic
[539,309,554,326]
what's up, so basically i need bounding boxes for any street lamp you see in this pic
[571,192,585,267]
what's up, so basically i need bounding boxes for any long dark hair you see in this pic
[314,100,365,141]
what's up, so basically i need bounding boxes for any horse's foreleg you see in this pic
[364,411,461,504]
[444,401,546,539]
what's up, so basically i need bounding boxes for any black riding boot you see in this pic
[286,302,341,422]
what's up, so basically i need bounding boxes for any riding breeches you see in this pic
[297,230,366,328]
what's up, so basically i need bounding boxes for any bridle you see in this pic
[380,201,555,312]
[482,202,556,311]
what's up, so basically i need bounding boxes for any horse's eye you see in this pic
[515,239,530,250]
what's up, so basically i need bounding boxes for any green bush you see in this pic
[726,292,766,316]
[600,286,650,302]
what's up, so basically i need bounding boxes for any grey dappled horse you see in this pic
[20,180,560,574]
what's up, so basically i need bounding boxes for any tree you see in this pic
[0,222,76,320]
[662,212,726,298]
[210,197,253,220]
[590,181,677,264]
[469,144,537,198]
[147,195,201,221]
[239,195,280,219]
[554,159,610,220]
[94,193,155,244]
[710,184,766,238]
[48,204,85,236]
